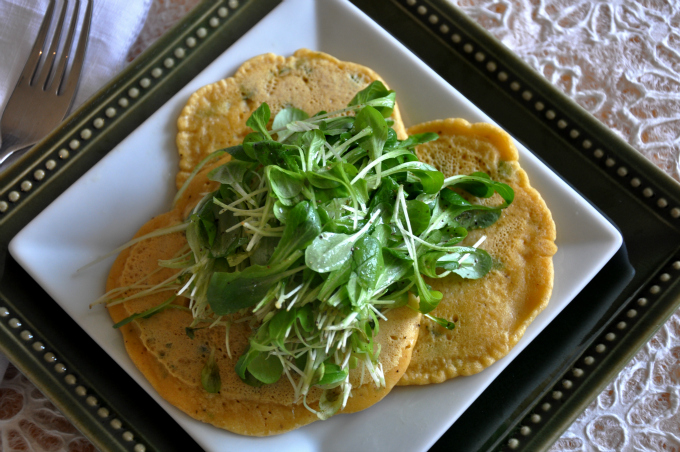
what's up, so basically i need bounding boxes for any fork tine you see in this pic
[52,0,80,94]
[35,0,69,89]
[58,0,92,102]
[19,0,57,87]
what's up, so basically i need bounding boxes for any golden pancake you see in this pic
[397,118,557,385]
[175,49,407,189]
[106,47,556,435]
[106,159,421,435]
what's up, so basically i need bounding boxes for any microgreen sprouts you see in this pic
[100,81,514,420]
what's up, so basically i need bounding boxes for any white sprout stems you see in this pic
[242,222,284,237]
[77,222,189,273]
[398,226,471,252]
[176,273,197,297]
[222,187,269,209]
[90,264,168,307]
[212,197,265,215]
[173,150,225,207]
[350,148,411,185]
[323,141,344,162]
[268,103,366,135]
[104,271,182,307]
[368,304,388,321]
[247,189,275,252]
[328,126,372,160]
[458,235,487,264]
[341,205,366,216]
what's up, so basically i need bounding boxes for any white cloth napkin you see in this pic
[0,0,152,114]
[0,0,152,379]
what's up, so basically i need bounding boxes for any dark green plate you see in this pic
[1,1,678,451]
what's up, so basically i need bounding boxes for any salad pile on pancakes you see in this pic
[101,49,556,436]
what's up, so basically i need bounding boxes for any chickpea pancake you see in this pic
[398,118,557,385]
[106,159,421,436]
[175,49,407,189]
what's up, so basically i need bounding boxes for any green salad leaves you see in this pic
[109,81,514,420]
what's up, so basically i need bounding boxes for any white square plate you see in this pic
[9,0,622,450]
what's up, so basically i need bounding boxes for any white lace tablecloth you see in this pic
[1,0,679,451]
[456,1,680,451]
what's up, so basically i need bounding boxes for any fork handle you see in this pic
[0,135,32,169]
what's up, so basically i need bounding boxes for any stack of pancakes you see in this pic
[105,49,557,436]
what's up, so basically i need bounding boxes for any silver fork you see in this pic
[0,0,92,167]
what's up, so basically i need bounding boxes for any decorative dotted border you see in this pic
[398,0,679,221]
[0,0,243,217]
[397,0,680,449]
[502,259,679,451]
[0,305,148,452]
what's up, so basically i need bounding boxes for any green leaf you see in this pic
[246,103,272,140]
[426,314,455,330]
[210,203,248,258]
[314,186,351,203]
[197,201,217,247]
[455,209,502,230]
[321,116,354,135]
[250,236,279,266]
[318,257,353,301]
[247,352,283,385]
[273,106,309,142]
[375,162,441,193]
[266,165,306,200]
[273,201,291,224]
[437,247,493,279]
[446,172,514,205]
[306,168,344,189]
[305,232,356,273]
[397,132,439,149]
[208,160,256,187]
[430,190,502,233]
[383,127,398,149]
[297,304,315,333]
[413,273,443,314]
[409,169,444,194]
[348,81,396,117]
[399,200,431,236]
[113,295,177,329]
[268,308,297,342]
[272,107,309,129]
[207,251,303,315]
[318,386,347,420]
[418,251,446,278]
[354,105,388,161]
[353,235,383,290]
[368,176,399,210]
[235,346,257,380]
[201,347,221,393]
[185,326,206,339]
[316,362,347,387]
[215,144,257,162]
[301,129,326,166]
[375,249,413,293]
[249,140,299,171]
[268,201,322,265]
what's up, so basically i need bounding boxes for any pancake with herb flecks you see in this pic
[397,118,557,385]
[105,156,422,436]
[176,49,407,189]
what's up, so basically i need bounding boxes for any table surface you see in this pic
[1,0,679,451]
